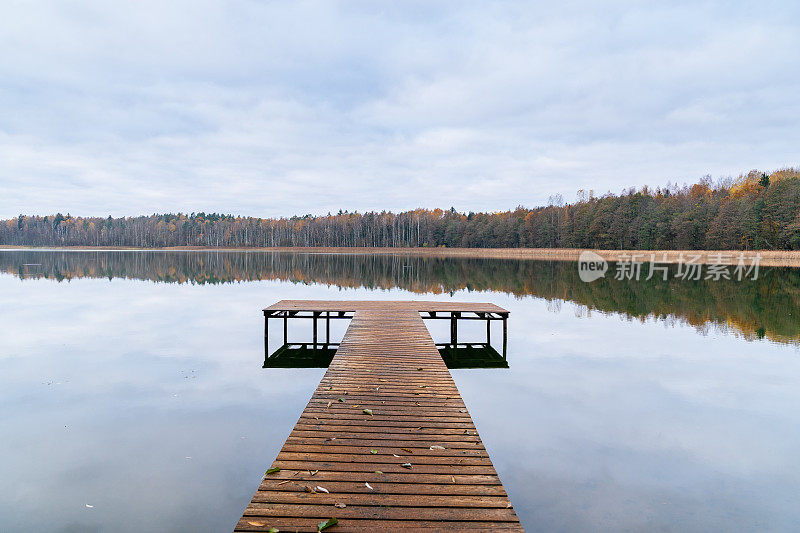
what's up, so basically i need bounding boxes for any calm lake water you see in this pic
[1,250,799,532]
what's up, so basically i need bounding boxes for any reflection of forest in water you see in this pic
[3,249,799,344]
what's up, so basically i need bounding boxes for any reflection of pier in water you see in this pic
[263,305,509,369]
[237,300,521,531]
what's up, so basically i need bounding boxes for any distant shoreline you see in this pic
[2,245,799,267]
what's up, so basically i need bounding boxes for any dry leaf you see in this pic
[334,502,346,508]
[365,482,374,491]
[362,409,373,415]
[247,520,265,526]
[401,448,413,454]
[430,445,446,450]
[315,486,329,493]
[400,462,412,468]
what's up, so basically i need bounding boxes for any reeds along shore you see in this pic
[2,245,799,267]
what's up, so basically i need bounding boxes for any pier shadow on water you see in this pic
[263,342,509,369]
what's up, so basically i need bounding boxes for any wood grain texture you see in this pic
[236,302,521,532]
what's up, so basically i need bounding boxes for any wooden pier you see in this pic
[236,300,522,532]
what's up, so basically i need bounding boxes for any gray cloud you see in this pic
[0,0,798,218]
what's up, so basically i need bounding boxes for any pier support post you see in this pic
[326,312,330,348]
[486,313,491,347]
[263,311,270,366]
[502,314,507,360]
[450,312,460,349]
[312,312,318,352]
[283,312,288,346]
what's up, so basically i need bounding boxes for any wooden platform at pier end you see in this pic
[235,301,521,532]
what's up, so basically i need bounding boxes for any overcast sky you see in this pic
[1,1,798,219]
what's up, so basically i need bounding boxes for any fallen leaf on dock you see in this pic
[365,482,374,491]
[334,502,346,508]
[392,454,401,457]
[326,401,332,408]
[246,520,265,526]
[315,486,329,493]
[310,470,319,476]
[337,398,345,402]
[276,480,291,485]
[374,470,383,474]
[265,467,280,475]
[318,517,338,531]
[370,449,378,454]
[362,408,373,415]
[430,445,446,450]
[400,462,412,468]
[401,448,413,454]
[303,485,315,493]
[452,476,456,483]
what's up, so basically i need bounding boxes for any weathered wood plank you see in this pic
[236,302,521,531]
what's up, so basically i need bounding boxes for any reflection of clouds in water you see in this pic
[0,276,328,531]
[453,297,800,530]
[1,267,800,530]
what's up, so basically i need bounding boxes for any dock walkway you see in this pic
[235,301,522,531]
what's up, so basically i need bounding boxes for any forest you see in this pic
[3,168,800,250]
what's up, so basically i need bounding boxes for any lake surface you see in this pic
[1,250,799,532]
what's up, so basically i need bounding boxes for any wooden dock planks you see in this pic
[236,302,521,532]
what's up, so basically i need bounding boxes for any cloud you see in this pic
[0,0,798,218]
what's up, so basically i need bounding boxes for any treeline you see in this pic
[3,168,800,249]
[3,249,799,343]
